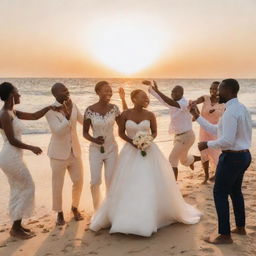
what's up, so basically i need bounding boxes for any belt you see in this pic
[222,149,249,153]
[176,130,190,136]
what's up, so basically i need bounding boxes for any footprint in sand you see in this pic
[127,247,149,254]
[200,247,215,253]
[247,225,256,230]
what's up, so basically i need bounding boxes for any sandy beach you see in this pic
[0,121,255,256]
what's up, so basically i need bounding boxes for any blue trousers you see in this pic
[213,151,251,235]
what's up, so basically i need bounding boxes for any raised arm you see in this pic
[118,88,128,111]
[45,111,70,136]
[143,80,180,108]
[191,96,205,105]
[0,111,42,154]
[15,105,54,120]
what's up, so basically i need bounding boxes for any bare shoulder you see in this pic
[144,109,156,119]
[120,109,131,118]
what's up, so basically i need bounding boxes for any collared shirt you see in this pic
[197,98,252,150]
[148,87,192,135]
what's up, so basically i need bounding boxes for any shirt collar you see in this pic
[53,100,62,107]
[226,98,238,108]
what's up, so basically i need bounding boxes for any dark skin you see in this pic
[142,80,182,108]
[0,87,58,239]
[51,83,73,120]
[191,82,220,184]
[143,80,200,180]
[51,83,84,225]
[83,83,121,145]
[119,87,128,111]
[190,81,241,244]
[118,91,157,147]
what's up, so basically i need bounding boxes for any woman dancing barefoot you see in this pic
[191,81,225,184]
[0,82,57,239]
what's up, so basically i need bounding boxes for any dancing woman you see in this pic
[0,82,56,239]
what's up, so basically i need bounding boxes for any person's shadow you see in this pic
[33,214,81,256]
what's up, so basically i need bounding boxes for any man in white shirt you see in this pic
[143,80,200,180]
[45,83,84,225]
[190,79,252,244]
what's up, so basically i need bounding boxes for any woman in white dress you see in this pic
[0,82,57,239]
[83,81,121,210]
[90,89,202,237]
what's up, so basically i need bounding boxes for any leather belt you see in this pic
[176,130,190,136]
[222,149,249,153]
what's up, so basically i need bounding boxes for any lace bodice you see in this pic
[85,105,120,145]
[125,120,151,139]
[0,111,25,144]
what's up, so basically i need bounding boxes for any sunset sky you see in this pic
[0,0,256,78]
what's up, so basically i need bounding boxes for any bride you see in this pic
[89,89,202,237]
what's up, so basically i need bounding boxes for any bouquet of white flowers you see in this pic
[133,132,153,157]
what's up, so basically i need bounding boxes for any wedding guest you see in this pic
[45,83,84,226]
[190,79,252,244]
[0,82,55,239]
[83,81,121,210]
[191,81,225,184]
[143,80,200,180]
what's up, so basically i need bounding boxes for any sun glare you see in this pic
[85,16,170,75]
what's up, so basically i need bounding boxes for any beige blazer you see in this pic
[45,101,83,160]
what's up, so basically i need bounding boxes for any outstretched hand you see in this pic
[142,80,158,91]
[119,87,125,100]
[142,80,152,86]
[189,102,200,121]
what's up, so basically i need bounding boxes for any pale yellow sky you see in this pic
[0,0,256,78]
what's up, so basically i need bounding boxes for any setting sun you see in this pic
[85,16,170,75]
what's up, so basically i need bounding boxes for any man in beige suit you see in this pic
[45,83,84,225]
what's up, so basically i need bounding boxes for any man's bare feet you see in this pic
[204,234,233,244]
[10,228,35,240]
[56,212,66,226]
[21,226,31,233]
[189,162,195,170]
[231,227,247,235]
[72,207,84,221]
[190,155,201,170]
[209,175,216,182]
[201,179,208,185]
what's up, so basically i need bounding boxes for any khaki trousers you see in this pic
[50,152,83,212]
[169,130,195,168]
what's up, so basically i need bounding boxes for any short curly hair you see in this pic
[95,81,109,93]
[0,82,15,101]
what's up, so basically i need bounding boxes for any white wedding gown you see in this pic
[0,111,35,221]
[89,120,202,237]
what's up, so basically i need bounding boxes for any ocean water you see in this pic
[0,78,255,135]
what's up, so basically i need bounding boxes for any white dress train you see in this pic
[0,111,35,221]
[89,120,202,237]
